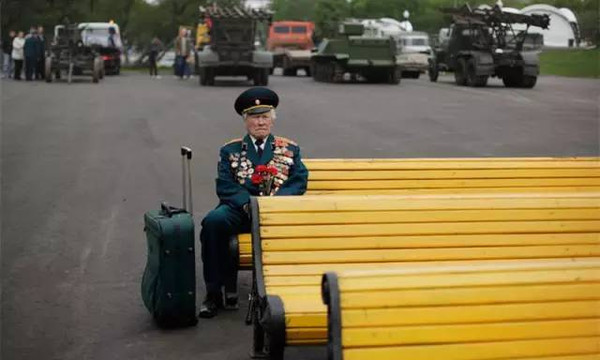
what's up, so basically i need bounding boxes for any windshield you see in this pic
[274,26,289,34]
[401,37,429,46]
[291,26,307,34]
[81,28,122,48]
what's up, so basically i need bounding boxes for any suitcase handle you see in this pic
[161,202,186,217]
[180,146,193,214]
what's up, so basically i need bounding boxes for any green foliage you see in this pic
[540,48,599,78]
[314,0,350,38]
[271,0,316,21]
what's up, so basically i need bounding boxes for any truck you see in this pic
[395,31,432,79]
[196,6,273,86]
[311,22,401,84]
[267,21,314,76]
[429,5,550,88]
[45,23,104,83]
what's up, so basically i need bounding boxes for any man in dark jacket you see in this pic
[35,26,46,80]
[23,28,38,81]
[198,87,309,318]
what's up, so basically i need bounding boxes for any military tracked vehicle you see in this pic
[311,23,401,84]
[196,6,273,86]
[429,5,550,88]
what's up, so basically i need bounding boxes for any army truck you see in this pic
[45,23,104,83]
[196,6,273,86]
[311,23,401,84]
[267,21,315,76]
[429,5,550,88]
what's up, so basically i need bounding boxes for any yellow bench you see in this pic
[235,157,600,270]
[247,192,600,359]
[321,260,600,360]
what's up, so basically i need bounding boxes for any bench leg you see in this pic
[250,309,267,359]
[263,295,286,360]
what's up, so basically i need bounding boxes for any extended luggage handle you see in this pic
[181,146,193,214]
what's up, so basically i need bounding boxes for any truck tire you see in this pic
[262,69,269,85]
[304,66,311,77]
[45,57,53,83]
[454,58,467,86]
[428,59,439,82]
[520,75,537,89]
[466,58,488,87]
[388,67,401,84]
[253,69,268,86]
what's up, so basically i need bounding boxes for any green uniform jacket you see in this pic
[216,134,309,210]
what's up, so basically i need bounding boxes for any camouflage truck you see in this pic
[429,5,550,88]
[196,6,273,86]
[311,23,401,84]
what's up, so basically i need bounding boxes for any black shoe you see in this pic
[198,293,221,318]
[223,292,239,310]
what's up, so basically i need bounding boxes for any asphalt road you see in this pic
[1,71,598,360]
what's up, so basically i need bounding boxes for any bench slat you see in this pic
[340,300,600,327]
[341,337,599,360]
[260,221,600,239]
[263,233,600,251]
[308,168,600,180]
[307,178,600,190]
[260,208,600,225]
[306,186,600,195]
[258,194,600,213]
[343,318,599,347]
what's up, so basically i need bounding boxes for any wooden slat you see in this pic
[260,208,600,226]
[339,283,600,308]
[307,178,600,190]
[306,186,600,195]
[342,319,600,347]
[260,221,600,239]
[286,327,326,341]
[342,337,600,360]
[262,233,600,251]
[307,168,600,180]
[341,300,600,328]
[264,257,600,276]
[257,194,600,213]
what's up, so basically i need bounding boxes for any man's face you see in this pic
[38,27,44,34]
[9,30,16,37]
[244,111,273,140]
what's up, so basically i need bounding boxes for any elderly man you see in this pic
[199,87,309,318]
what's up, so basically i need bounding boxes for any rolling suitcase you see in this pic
[141,146,198,327]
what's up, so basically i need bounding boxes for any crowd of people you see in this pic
[2,26,46,81]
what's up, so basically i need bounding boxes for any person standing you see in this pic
[2,30,16,78]
[148,37,162,78]
[174,28,191,79]
[35,26,46,80]
[11,31,25,80]
[23,28,38,81]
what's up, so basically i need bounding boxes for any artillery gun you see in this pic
[45,23,104,84]
[429,5,550,88]
[311,23,401,84]
[196,5,273,86]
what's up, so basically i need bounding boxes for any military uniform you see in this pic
[199,87,309,318]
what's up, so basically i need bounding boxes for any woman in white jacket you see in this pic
[11,31,24,80]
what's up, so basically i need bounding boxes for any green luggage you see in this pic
[141,147,198,327]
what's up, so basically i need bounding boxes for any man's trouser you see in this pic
[24,56,36,80]
[200,204,250,295]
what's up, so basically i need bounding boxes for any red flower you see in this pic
[251,173,262,185]
[255,165,267,173]
[268,166,278,175]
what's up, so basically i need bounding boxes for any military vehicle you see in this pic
[395,31,432,79]
[267,21,315,76]
[311,23,401,84]
[45,23,104,83]
[196,6,273,86]
[429,5,550,88]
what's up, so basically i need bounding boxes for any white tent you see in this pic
[520,4,579,47]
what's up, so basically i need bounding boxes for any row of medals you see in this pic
[230,144,294,190]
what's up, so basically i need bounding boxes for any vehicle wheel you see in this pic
[115,66,120,75]
[282,68,295,76]
[520,75,537,89]
[68,63,74,84]
[261,68,269,86]
[55,70,61,79]
[92,58,101,83]
[45,57,53,83]
[206,68,215,86]
[199,68,207,86]
[428,60,439,82]
[465,58,487,87]
[454,58,467,86]
[269,67,274,75]
[304,66,311,77]
[388,67,401,84]
[412,72,420,79]
[502,68,520,88]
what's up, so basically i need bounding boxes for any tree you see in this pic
[314,0,350,38]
